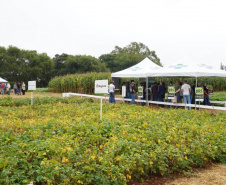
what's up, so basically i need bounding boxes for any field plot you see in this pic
[0,97,225,185]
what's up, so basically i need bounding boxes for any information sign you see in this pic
[28,81,36,91]
[95,80,108,94]
[195,87,204,101]
[138,86,143,98]
[168,86,175,100]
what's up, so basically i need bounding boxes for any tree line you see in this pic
[0,42,162,87]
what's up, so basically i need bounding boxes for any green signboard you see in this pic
[195,87,204,101]
[168,86,175,100]
[138,86,143,98]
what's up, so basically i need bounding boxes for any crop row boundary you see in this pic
[63,93,226,111]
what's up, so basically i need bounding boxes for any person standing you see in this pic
[191,81,196,104]
[109,81,115,103]
[17,82,21,95]
[152,82,158,101]
[175,80,181,108]
[22,82,26,95]
[6,83,11,95]
[1,83,4,95]
[130,80,136,104]
[203,85,211,106]
[126,82,131,100]
[179,82,183,102]
[181,80,191,110]
[4,83,7,94]
[157,82,165,107]
[13,82,17,95]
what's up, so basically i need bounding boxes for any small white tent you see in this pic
[0,77,8,83]
[111,57,162,78]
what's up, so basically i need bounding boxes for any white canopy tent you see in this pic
[145,61,226,108]
[111,57,162,105]
[111,58,226,107]
[0,77,8,83]
[111,57,162,78]
[146,62,226,78]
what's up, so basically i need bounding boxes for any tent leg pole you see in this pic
[195,76,197,110]
[146,78,148,106]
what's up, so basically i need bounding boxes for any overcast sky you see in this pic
[1,0,226,67]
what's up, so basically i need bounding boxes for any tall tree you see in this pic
[99,42,162,72]
[111,42,162,66]
[63,55,109,74]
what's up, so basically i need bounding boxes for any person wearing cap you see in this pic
[130,80,136,104]
[109,81,115,103]
[203,85,210,106]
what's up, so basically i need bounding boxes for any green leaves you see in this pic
[0,97,225,184]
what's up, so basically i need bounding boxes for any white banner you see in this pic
[95,80,108,94]
[28,81,36,91]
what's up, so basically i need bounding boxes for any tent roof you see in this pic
[111,57,162,78]
[0,77,8,83]
[147,62,226,77]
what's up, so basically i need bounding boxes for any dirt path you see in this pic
[129,164,226,185]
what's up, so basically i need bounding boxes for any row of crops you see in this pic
[48,73,226,94]
[0,97,225,184]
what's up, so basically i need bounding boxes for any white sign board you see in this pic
[28,81,36,91]
[95,80,108,94]
[122,86,126,97]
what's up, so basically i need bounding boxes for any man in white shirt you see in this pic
[181,80,191,110]
[109,81,115,103]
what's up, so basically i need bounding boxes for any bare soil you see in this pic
[129,164,226,185]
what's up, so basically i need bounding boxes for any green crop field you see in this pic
[210,92,226,101]
[0,97,225,185]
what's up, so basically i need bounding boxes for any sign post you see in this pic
[28,81,36,106]
[94,80,108,120]
[195,87,204,111]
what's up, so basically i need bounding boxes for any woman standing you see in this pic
[22,82,26,95]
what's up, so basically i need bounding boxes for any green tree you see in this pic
[111,42,162,66]
[63,55,109,74]
[52,53,69,76]
[99,42,162,72]
[0,46,54,87]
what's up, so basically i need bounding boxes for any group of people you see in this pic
[108,80,211,109]
[0,82,11,95]
[109,80,137,104]
[0,82,26,95]
[153,80,211,109]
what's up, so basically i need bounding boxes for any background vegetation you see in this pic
[0,42,162,87]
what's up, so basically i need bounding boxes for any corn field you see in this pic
[48,73,111,94]
[49,73,226,94]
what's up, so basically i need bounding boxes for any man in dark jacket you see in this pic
[157,82,165,107]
